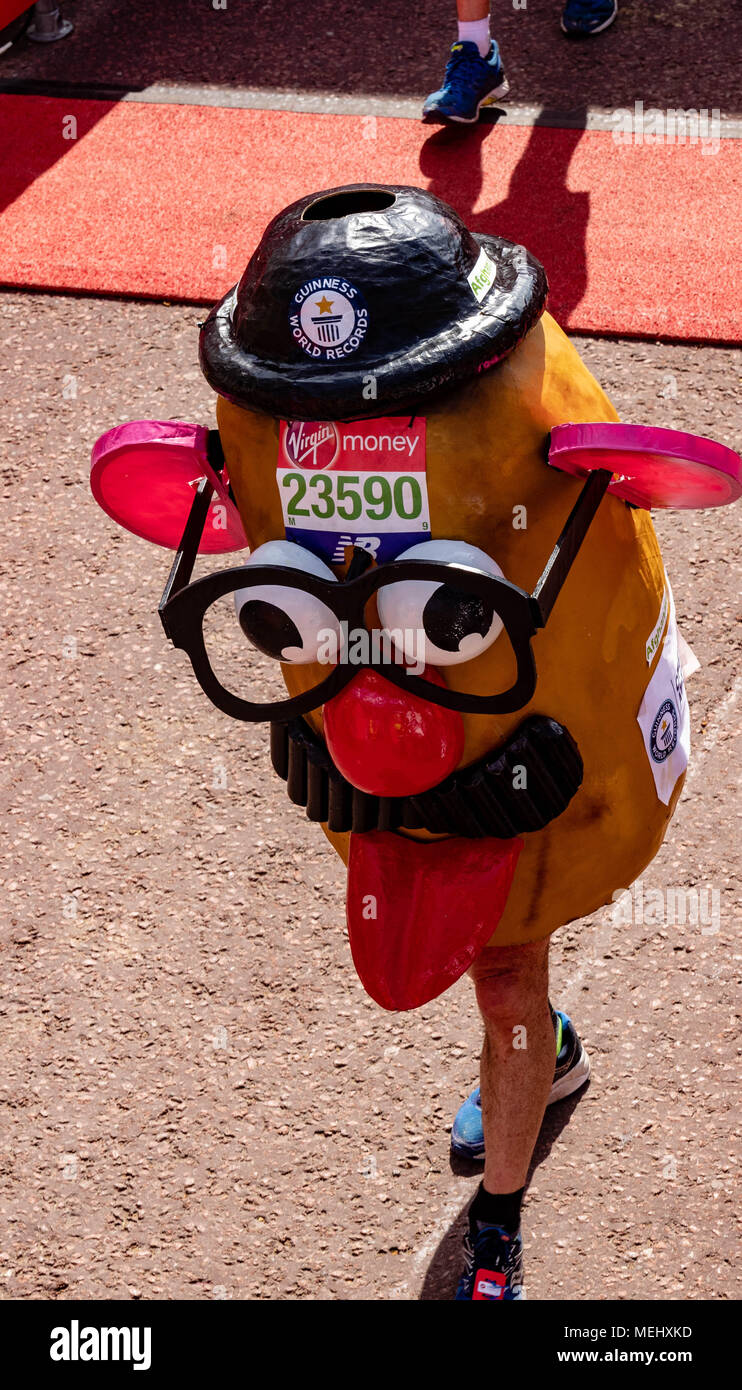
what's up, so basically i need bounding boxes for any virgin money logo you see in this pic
[282,421,339,470]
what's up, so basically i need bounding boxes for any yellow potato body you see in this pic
[218,312,679,945]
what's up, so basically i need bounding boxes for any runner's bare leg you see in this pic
[470,939,553,1193]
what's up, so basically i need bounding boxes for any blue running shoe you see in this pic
[450,1009,591,1160]
[456,1220,525,1300]
[423,40,509,125]
[561,0,618,36]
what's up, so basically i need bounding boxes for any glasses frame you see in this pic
[158,464,613,723]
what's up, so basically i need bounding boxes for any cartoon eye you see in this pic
[377,540,505,667]
[234,540,341,664]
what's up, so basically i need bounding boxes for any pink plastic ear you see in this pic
[548,423,742,510]
[90,421,248,552]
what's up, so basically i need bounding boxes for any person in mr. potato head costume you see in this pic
[91,184,741,1299]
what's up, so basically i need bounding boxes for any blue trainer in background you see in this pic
[422,39,509,125]
[423,2,617,125]
[451,1009,591,1160]
[561,0,618,36]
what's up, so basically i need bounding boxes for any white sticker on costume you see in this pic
[645,584,669,664]
[277,418,430,565]
[467,248,497,304]
[637,588,690,805]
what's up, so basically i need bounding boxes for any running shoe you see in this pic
[456,1219,525,1300]
[450,1009,591,1160]
[422,40,509,125]
[561,0,618,35]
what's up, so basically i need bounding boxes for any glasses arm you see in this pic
[159,476,215,638]
[531,468,613,625]
[159,429,228,639]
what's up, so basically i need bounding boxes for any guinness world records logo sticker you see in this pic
[650,698,678,762]
[289,277,368,360]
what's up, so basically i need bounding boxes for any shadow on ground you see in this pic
[419,110,589,325]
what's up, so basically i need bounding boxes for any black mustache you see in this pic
[269,715,583,839]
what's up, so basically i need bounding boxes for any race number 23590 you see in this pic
[279,469,429,529]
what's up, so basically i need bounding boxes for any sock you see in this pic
[457,17,491,57]
[470,1181,524,1233]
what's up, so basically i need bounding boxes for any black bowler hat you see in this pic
[199,183,548,422]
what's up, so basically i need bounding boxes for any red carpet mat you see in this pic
[1,94,740,340]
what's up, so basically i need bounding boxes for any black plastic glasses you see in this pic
[158,462,613,723]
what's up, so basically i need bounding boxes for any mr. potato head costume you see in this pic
[91,184,741,1299]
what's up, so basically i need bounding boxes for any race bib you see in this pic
[277,418,430,564]
[637,586,690,805]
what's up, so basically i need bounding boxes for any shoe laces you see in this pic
[444,45,489,95]
[473,1223,523,1280]
[460,1226,475,1279]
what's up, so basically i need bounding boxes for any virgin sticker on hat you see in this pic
[289,278,369,360]
[637,588,690,805]
[277,417,430,565]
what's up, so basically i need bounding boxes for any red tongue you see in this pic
[346,832,523,1011]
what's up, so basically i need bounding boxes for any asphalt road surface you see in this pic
[1,294,739,1300]
[2,0,741,114]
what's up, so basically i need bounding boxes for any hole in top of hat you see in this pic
[302,189,397,221]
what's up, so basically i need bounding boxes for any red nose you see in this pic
[323,667,465,797]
